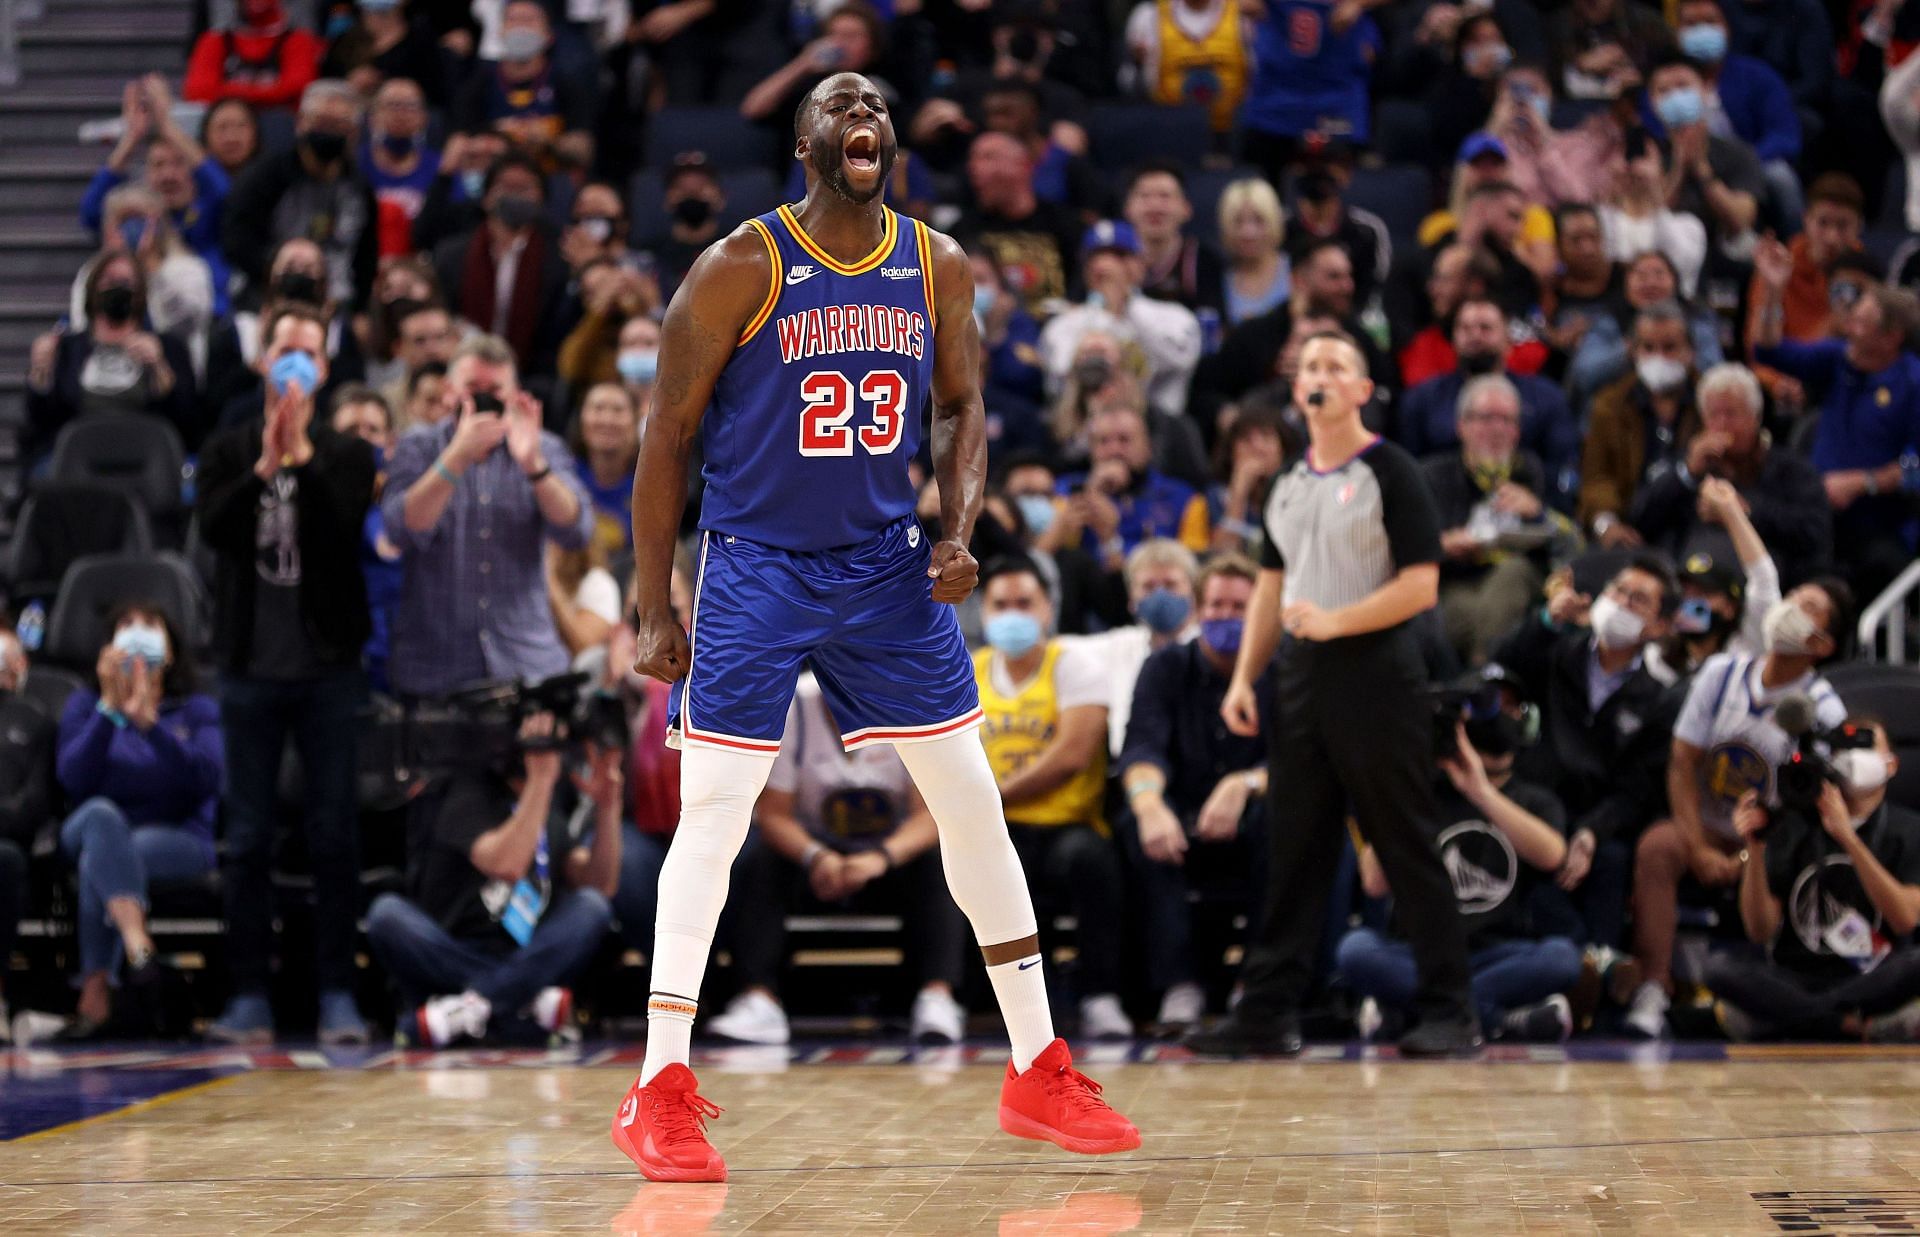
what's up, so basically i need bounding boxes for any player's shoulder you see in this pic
[671,219,781,323]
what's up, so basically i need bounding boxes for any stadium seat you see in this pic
[47,414,186,519]
[1086,103,1213,170]
[19,663,84,723]
[1342,164,1435,252]
[6,484,151,608]
[43,552,210,672]
[646,107,781,171]
[1186,166,1261,247]
[1821,663,1920,813]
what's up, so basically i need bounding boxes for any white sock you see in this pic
[641,743,775,1084]
[893,732,1053,1071]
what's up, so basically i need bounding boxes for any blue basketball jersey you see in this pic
[698,205,940,552]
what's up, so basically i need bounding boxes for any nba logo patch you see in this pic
[1337,482,1356,505]
[907,524,921,548]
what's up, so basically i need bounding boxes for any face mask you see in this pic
[984,611,1042,657]
[269,349,320,397]
[1763,598,1821,655]
[491,192,541,230]
[1466,43,1513,75]
[1014,494,1055,537]
[274,269,322,304]
[459,169,487,199]
[1458,349,1502,376]
[94,284,136,325]
[1201,616,1244,655]
[119,217,148,254]
[500,28,548,61]
[302,130,348,164]
[1675,595,1721,636]
[112,622,168,665]
[1136,589,1191,634]
[1655,87,1706,129]
[1589,595,1646,651]
[974,284,997,321]
[379,131,419,159]
[575,216,614,244]
[1635,354,1688,392]
[616,349,658,385]
[1679,23,1728,62]
[672,197,714,228]
[1297,171,1337,203]
[1834,749,1893,794]
[1007,27,1041,63]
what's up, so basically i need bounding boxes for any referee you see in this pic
[1188,330,1479,1057]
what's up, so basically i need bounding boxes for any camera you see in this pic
[1773,692,1875,815]
[1428,678,1537,760]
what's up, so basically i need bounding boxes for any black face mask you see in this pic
[1297,171,1338,203]
[95,285,136,324]
[1073,355,1113,390]
[1007,27,1041,63]
[490,192,541,231]
[274,270,322,304]
[672,197,714,228]
[302,130,348,164]
[1458,349,1502,376]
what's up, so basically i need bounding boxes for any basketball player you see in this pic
[608,73,1140,1182]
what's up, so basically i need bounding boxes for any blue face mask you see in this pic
[974,284,996,319]
[616,349,658,385]
[112,622,168,666]
[269,349,319,397]
[1200,617,1244,656]
[1136,588,1191,634]
[984,611,1042,656]
[459,169,487,200]
[1678,23,1727,63]
[1014,494,1055,537]
[119,216,148,254]
[1655,86,1706,128]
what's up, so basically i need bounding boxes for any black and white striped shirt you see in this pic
[1259,438,1442,614]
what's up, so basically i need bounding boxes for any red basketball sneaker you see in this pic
[998,1039,1141,1155]
[610,1064,727,1182]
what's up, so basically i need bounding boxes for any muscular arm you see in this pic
[1324,563,1440,637]
[925,229,988,602]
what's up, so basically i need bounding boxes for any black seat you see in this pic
[1823,663,1920,813]
[47,413,186,520]
[20,662,85,724]
[6,483,152,607]
[647,106,780,171]
[1086,103,1213,170]
[43,552,210,671]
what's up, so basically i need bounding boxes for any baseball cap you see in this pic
[1457,132,1510,165]
[1081,219,1141,259]
[664,150,717,191]
[1682,552,1743,602]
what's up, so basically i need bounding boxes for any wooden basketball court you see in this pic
[5,1041,1920,1233]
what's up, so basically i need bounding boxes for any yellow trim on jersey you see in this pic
[737,218,782,346]
[913,218,938,334]
[775,203,899,276]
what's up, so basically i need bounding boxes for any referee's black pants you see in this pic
[1237,628,1475,1024]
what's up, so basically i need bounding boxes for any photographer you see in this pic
[1623,578,1852,1037]
[366,711,619,1047]
[1704,720,1920,1041]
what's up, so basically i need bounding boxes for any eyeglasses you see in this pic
[1462,411,1520,426]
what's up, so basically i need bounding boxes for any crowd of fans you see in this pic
[2,0,1920,1049]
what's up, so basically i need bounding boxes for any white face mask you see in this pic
[1635,354,1687,393]
[1589,595,1646,651]
[1763,599,1821,656]
[1833,749,1892,795]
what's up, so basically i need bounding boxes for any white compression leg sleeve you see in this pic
[893,732,1054,1071]
[641,743,775,1084]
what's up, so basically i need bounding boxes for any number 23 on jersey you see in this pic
[799,369,907,457]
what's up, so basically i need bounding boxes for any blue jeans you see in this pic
[1117,802,1271,994]
[611,825,670,955]
[365,888,612,1015]
[1336,927,1583,1026]
[60,798,212,979]
[220,670,365,995]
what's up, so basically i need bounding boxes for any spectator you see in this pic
[1388,0,1549,102]
[1628,361,1832,587]
[1420,175,1550,316]
[557,260,658,392]
[1646,480,1783,678]
[1074,538,1202,758]
[1281,143,1391,310]
[1399,243,1504,389]
[956,132,1085,314]
[0,630,54,1039]
[1394,297,1579,499]
[359,78,442,229]
[546,540,620,659]
[649,152,728,300]
[196,346,376,1046]
[365,711,619,1046]
[320,0,447,104]
[452,0,597,173]
[907,2,1091,160]
[327,385,405,690]
[559,181,646,279]
[1338,713,1582,1042]
[1723,0,1834,118]
[1122,0,1254,135]
[1491,557,1681,949]
[1487,63,1619,209]
[1426,374,1554,666]
[83,76,232,310]
[1707,719,1920,1041]
[1048,333,1209,484]
[381,334,594,699]
[183,0,323,111]
[57,604,223,1034]
[1425,14,1522,172]
[1215,178,1288,327]
[223,80,378,309]
[1567,249,1725,408]
[1057,405,1211,574]
[1127,162,1226,316]
[569,381,639,557]
[380,301,459,413]
[411,128,510,254]
[24,253,198,461]
[976,77,1111,219]
[1040,221,1202,422]
[1579,301,1702,543]
[202,97,262,180]
[1540,204,1618,354]
[1646,53,1763,260]
[209,250,367,431]
[972,252,1049,453]
[973,557,1132,1039]
[998,454,1132,637]
[706,678,971,1046]
[1753,254,1920,603]
[77,185,218,345]
[1237,0,1381,174]
[1624,576,1852,1036]
[1117,553,1270,1028]
[1208,404,1294,556]
[739,1,895,126]
[1548,0,1672,98]
[1745,175,1866,398]
[1670,0,1803,219]
[358,257,440,391]
[403,360,450,431]
[432,152,571,380]
[1597,133,1709,295]
[613,315,661,419]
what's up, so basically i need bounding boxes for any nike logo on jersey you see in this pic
[785,264,821,285]
[619,1096,638,1127]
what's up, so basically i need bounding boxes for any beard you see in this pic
[810,135,896,205]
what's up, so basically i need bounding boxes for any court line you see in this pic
[11,1119,1920,1187]
[6,1076,241,1146]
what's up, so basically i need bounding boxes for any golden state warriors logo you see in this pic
[1704,742,1770,816]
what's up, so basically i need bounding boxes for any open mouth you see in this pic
[843,125,880,174]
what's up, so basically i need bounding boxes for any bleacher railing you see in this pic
[1858,558,1920,664]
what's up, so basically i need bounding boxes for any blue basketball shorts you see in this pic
[669,517,983,755]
